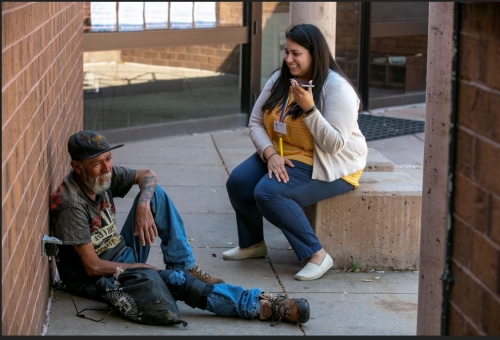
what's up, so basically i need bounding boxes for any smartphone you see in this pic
[290,78,314,88]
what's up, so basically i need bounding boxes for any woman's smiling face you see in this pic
[284,38,312,80]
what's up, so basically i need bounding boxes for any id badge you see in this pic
[274,121,287,135]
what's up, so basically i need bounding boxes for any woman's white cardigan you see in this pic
[249,69,368,182]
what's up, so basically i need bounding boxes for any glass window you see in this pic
[369,2,428,108]
[82,2,246,133]
[335,2,361,88]
[83,2,243,33]
[83,44,241,131]
[260,2,290,90]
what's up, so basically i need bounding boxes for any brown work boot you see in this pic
[188,265,224,284]
[258,293,310,326]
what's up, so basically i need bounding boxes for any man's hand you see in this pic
[74,242,159,277]
[134,169,158,246]
[134,202,158,246]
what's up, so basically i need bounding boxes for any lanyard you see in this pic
[277,93,295,156]
[279,94,296,123]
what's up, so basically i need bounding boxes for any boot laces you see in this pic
[190,265,211,279]
[268,295,290,326]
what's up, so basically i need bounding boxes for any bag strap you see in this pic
[185,279,206,309]
[53,282,115,322]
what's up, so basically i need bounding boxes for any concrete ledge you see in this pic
[307,172,421,271]
[366,148,395,172]
[104,114,249,144]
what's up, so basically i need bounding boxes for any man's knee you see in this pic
[158,269,214,310]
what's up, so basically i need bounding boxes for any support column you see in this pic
[290,2,336,55]
[416,2,455,335]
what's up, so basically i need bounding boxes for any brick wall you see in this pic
[370,35,428,56]
[120,2,242,75]
[121,43,240,74]
[448,2,500,335]
[1,2,83,335]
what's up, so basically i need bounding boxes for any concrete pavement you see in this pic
[43,103,425,336]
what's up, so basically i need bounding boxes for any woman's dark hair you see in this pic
[261,23,362,119]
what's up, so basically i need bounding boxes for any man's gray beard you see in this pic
[82,171,112,195]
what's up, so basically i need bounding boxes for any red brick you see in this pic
[2,46,13,86]
[1,83,17,124]
[192,55,208,63]
[2,119,21,165]
[459,33,485,80]
[453,173,490,232]
[481,291,500,334]
[450,261,482,325]
[458,84,490,136]
[471,232,500,292]
[151,59,168,67]
[448,304,466,335]
[2,2,26,11]
[464,320,484,336]
[455,127,474,177]
[489,195,500,246]
[2,298,16,335]
[485,39,500,91]
[186,46,201,54]
[489,90,500,145]
[461,3,500,39]
[475,138,500,194]
[452,217,472,268]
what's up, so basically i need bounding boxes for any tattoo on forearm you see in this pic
[138,175,157,203]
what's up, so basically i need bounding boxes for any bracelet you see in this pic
[304,105,317,116]
[266,152,279,162]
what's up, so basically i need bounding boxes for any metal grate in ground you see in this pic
[358,114,425,142]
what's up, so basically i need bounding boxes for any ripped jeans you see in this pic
[83,247,264,319]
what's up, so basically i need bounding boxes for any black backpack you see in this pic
[95,267,187,326]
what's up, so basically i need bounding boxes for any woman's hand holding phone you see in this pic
[289,79,315,112]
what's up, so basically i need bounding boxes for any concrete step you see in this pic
[365,148,395,172]
[307,171,422,271]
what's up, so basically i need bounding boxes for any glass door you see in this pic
[367,2,429,109]
[82,2,261,141]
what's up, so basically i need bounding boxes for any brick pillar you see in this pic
[446,2,500,335]
[416,2,455,335]
[289,2,336,55]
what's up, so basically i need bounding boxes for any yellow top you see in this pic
[263,94,363,187]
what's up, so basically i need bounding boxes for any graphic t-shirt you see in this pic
[49,165,135,293]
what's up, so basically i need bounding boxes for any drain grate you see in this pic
[358,114,425,142]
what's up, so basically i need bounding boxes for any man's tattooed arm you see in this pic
[138,174,157,204]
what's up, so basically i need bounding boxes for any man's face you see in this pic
[75,152,113,195]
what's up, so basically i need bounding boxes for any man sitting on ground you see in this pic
[49,130,310,325]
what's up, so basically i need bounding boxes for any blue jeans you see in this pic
[82,249,263,319]
[165,269,263,319]
[120,185,196,270]
[226,152,354,261]
[82,185,264,319]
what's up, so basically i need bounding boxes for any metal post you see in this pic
[358,2,371,111]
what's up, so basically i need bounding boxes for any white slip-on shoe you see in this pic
[294,253,333,281]
[222,241,267,260]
